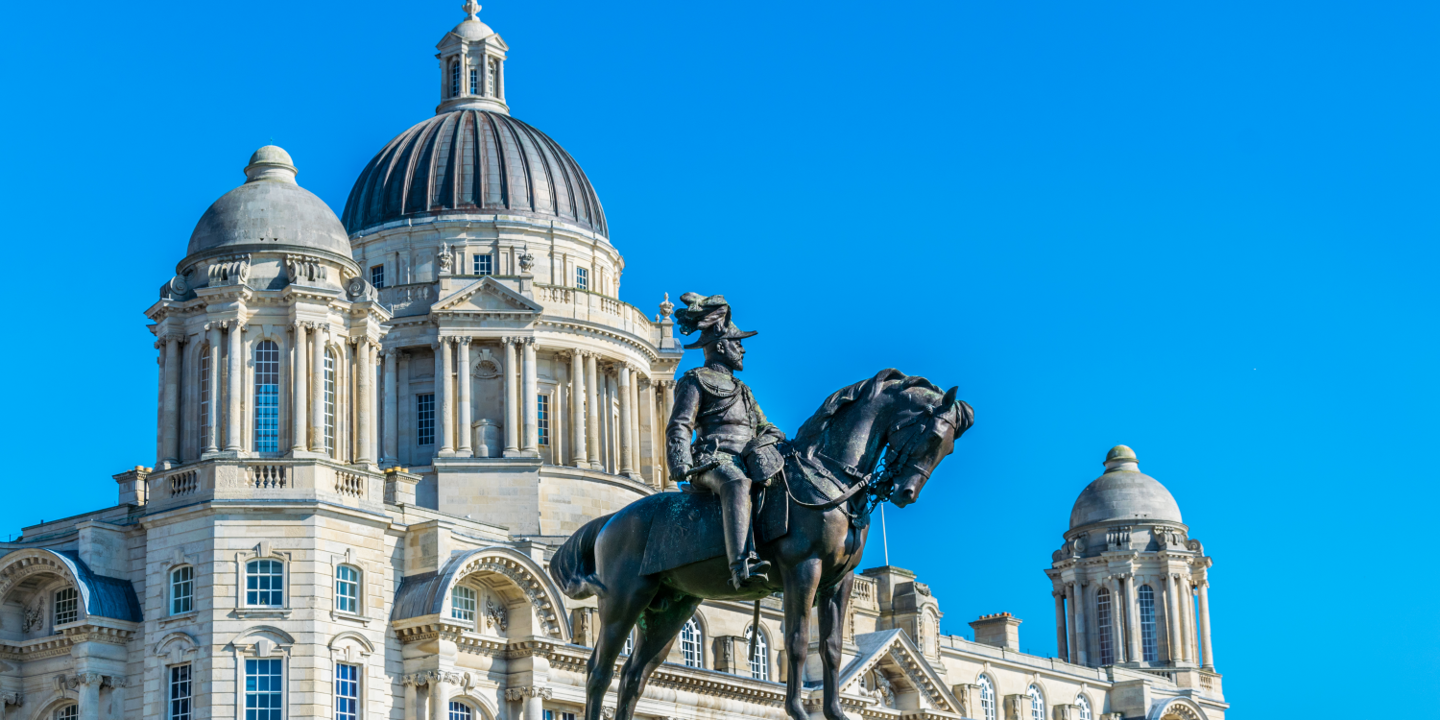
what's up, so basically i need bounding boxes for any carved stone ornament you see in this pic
[485,595,508,632]
[22,600,42,632]
[170,275,188,294]
[659,292,674,319]
[347,277,366,300]
[518,245,535,273]
[473,348,502,380]
[438,243,455,273]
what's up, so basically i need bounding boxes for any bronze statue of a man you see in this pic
[665,293,786,591]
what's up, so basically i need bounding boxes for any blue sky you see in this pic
[2,0,1437,714]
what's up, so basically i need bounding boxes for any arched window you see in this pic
[977,675,996,720]
[1026,684,1045,720]
[54,587,79,626]
[245,559,284,607]
[335,565,360,614]
[451,60,461,98]
[199,344,211,448]
[679,616,703,668]
[1138,584,1158,662]
[452,585,477,623]
[487,58,500,97]
[171,566,194,615]
[745,625,769,680]
[253,341,280,452]
[449,701,474,720]
[323,349,336,457]
[53,704,78,720]
[1076,694,1093,720]
[1097,587,1114,665]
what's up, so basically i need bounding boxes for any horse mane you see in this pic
[794,369,940,445]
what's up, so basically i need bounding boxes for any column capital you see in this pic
[502,335,517,345]
[162,333,185,345]
[522,336,536,346]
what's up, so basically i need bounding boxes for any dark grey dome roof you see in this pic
[188,146,352,258]
[1069,445,1183,529]
[342,110,606,237]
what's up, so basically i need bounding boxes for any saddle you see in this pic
[637,447,869,576]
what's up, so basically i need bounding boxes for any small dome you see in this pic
[450,1,493,40]
[1069,445,1183,529]
[342,110,606,237]
[187,146,353,259]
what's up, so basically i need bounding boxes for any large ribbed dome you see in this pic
[1069,445,1183,529]
[342,110,606,237]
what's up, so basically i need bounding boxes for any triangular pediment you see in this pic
[836,629,960,715]
[431,277,542,315]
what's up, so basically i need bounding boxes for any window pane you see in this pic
[449,702,473,720]
[324,351,336,457]
[575,267,588,290]
[537,395,550,446]
[246,560,284,607]
[172,566,194,615]
[1097,588,1113,665]
[418,394,435,446]
[745,625,768,680]
[978,675,995,720]
[199,346,211,448]
[54,587,79,626]
[54,705,78,720]
[246,658,283,720]
[336,565,359,614]
[680,617,702,668]
[336,663,360,720]
[371,265,385,289]
[170,664,192,720]
[452,585,476,621]
[1139,585,1158,662]
[254,341,280,452]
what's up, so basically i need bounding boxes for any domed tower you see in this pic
[144,145,390,485]
[1046,446,1217,675]
[340,3,682,534]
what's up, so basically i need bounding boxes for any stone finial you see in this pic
[244,146,298,184]
[462,0,481,20]
[518,245,535,273]
[1103,445,1139,473]
[659,292,674,319]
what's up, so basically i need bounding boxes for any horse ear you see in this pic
[939,386,959,410]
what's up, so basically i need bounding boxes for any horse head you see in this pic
[882,384,975,507]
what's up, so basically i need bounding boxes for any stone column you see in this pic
[160,334,182,465]
[311,325,327,452]
[523,688,547,720]
[291,323,308,451]
[204,324,222,453]
[1054,591,1068,663]
[522,338,538,455]
[570,351,587,467]
[1197,581,1215,669]
[618,364,635,476]
[1072,581,1088,666]
[1109,578,1126,664]
[585,353,601,470]
[356,340,374,464]
[402,676,420,720]
[77,672,101,720]
[662,380,676,486]
[1127,574,1142,662]
[630,372,643,477]
[502,338,519,456]
[1185,580,1199,664]
[1166,574,1183,663]
[226,322,243,451]
[428,672,450,720]
[436,340,454,456]
[457,338,473,456]
[383,349,399,465]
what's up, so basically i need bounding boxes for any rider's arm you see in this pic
[665,375,701,478]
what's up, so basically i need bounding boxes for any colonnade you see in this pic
[1054,573,1214,670]
[155,320,380,467]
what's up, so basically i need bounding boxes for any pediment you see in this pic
[431,277,542,315]
[838,629,960,714]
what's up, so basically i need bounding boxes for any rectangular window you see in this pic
[335,565,359,614]
[324,351,336,457]
[54,587,78,626]
[451,585,476,622]
[575,267,588,290]
[245,658,283,720]
[246,559,284,607]
[487,58,499,97]
[169,664,193,720]
[335,663,360,720]
[254,341,281,452]
[469,68,479,96]
[537,394,550,446]
[451,61,461,98]
[370,265,384,289]
[199,346,211,447]
[417,394,435,446]
[473,253,492,275]
[1139,585,1158,662]
[56,706,78,720]
[171,566,194,615]
[1097,589,1114,666]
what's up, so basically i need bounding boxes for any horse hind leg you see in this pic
[585,583,658,720]
[613,591,704,720]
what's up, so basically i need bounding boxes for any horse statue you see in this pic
[549,369,975,720]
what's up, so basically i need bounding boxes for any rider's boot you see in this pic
[718,478,768,590]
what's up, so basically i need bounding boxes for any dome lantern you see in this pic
[435,1,509,116]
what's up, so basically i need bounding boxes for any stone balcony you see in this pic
[144,458,389,514]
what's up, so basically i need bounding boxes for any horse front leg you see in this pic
[817,572,855,720]
[782,558,822,720]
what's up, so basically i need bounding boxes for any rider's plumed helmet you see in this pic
[674,293,759,350]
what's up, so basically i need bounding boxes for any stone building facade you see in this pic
[0,6,1228,720]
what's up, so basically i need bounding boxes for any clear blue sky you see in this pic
[2,1,1436,714]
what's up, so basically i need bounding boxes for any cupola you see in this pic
[436,1,509,115]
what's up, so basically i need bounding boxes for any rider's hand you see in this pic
[674,463,690,479]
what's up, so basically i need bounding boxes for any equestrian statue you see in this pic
[549,293,974,720]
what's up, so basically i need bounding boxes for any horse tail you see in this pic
[549,514,611,600]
